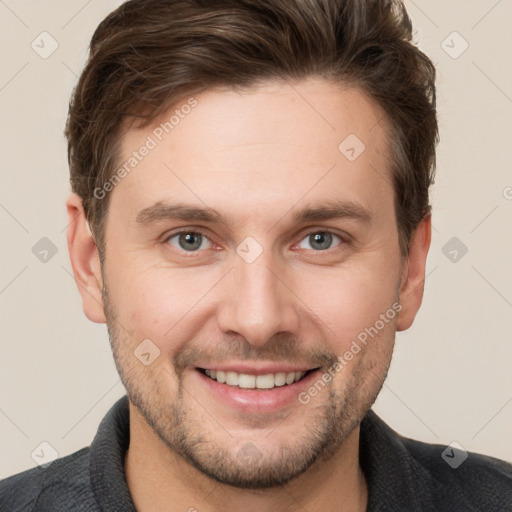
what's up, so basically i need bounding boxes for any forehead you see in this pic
[111,78,393,229]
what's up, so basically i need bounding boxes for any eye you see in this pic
[165,231,213,252]
[297,231,343,251]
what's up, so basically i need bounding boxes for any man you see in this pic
[1,0,511,510]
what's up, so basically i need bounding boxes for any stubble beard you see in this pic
[101,282,393,489]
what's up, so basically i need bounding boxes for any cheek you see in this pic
[110,267,219,347]
[292,261,400,347]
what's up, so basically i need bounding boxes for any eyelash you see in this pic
[163,228,349,255]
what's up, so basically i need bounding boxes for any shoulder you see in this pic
[0,447,99,512]
[361,410,512,511]
[403,436,512,509]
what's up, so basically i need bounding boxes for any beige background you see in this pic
[1,0,511,478]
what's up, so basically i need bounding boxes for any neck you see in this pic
[125,402,368,512]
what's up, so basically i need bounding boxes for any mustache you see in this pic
[173,333,339,377]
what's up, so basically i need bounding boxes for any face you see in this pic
[74,78,428,489]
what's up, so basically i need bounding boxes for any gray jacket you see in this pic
[1,395,511,511]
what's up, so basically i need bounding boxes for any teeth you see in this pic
[274,373,286,386]
[226,371,239,386]
[239,374,256,389]
[203,369,308,389]
[285,372,296,385]
[256,374,275,389]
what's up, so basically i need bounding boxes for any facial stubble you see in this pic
[101,279,395,489]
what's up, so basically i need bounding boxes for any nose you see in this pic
[216,248,300,348]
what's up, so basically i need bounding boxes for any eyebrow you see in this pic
[135,199,373,229]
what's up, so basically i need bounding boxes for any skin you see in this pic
[66,77,431,512]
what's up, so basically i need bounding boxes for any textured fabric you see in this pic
[1,395,511,511]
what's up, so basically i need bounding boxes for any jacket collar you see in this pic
[89,395,475,511]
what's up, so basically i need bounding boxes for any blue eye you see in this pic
[164,229,345,255]
[166,231,212,252]
[297,231,342,251]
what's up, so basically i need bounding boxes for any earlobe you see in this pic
[396,214,432,332]
[66,193,106,324]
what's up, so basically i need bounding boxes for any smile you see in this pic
[198,368,318,390]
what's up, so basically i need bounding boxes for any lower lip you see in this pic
[193,368,321,414]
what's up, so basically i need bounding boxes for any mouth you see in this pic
[193,365,325,414]
[196,367,320,390]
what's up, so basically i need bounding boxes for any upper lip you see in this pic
[196,363,320,375]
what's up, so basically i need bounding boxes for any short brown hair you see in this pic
[65,0,437,259]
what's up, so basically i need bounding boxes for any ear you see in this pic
[66,193,106,323]
[396,213,432,331]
